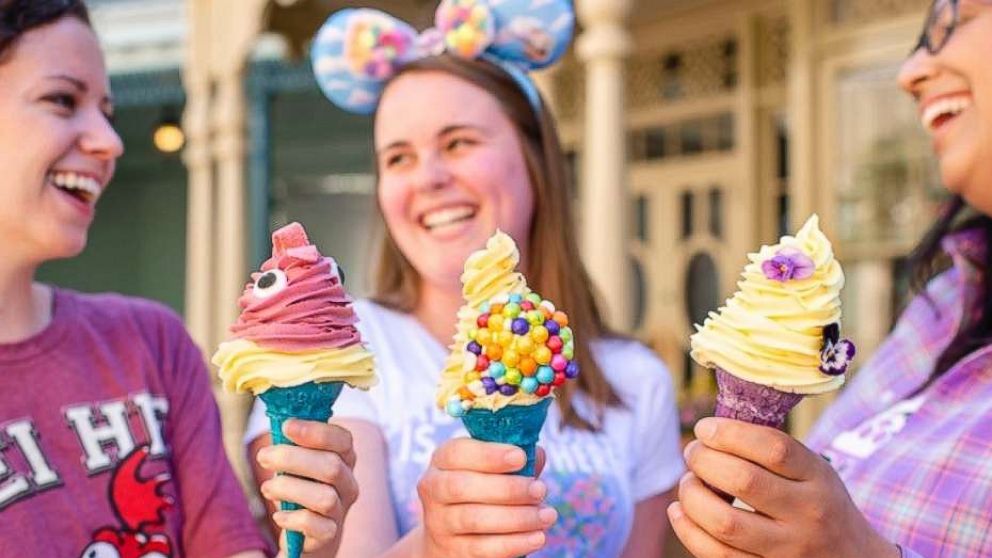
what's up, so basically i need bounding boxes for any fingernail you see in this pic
[528,531,546,547]
[683,440,698,461]
[538,507,558,526]
[283,419,298,436]
[668,502,683,521]
[256,447,271,466]
[529,481,547,500]
[505,449,525,466]
[695,418,716,440]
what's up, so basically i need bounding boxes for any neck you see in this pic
[0,262,51,344]
[412,280,463,347]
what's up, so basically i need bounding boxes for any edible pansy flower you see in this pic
[820,322,856,376]
[762,247,815,282]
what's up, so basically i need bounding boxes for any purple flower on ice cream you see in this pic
[762,248,815,282]
[820,323,856,376]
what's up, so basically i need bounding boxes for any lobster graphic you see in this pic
[79,446,174,558]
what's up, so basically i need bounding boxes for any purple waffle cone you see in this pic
[714,369,803,429]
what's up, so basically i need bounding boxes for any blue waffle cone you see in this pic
[461,399,552,558]
[461,398,551,476]
[259,381,344,558]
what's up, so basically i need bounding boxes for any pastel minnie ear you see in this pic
[311,8,420,115]
[482,0,575,71]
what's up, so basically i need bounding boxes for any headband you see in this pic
[310,0,575,115]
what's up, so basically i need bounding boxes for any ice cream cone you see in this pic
[259,381,344,558]
[714,368,803,429]
[461,398,552,477]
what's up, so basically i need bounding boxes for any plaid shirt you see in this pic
[806,229,992,558]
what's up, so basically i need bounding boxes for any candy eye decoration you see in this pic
[253,269,288,299]
[330,259,346,285]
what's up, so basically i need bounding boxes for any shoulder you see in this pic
[352,299,420,342]
[591,336,675,405]
[61,288,192,355]
[63,288,185,333]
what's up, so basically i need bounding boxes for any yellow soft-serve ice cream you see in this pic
[690,215,855,428]
[437,231,536,411]
[436,230,579,480]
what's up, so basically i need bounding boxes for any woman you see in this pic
[247,1,684,557]
[0,1,355,556]
[670,1,992,557]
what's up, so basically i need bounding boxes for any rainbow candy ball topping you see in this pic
[444,291,579,417]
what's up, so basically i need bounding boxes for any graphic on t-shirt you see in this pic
[78,446,174,558]
[824,396,925,475]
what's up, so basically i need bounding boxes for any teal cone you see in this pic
[461,398,553,558]
[259,381,344,558]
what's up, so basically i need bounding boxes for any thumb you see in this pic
[535,446,547,477]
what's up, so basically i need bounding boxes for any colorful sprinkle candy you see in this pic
[445,290,581,416]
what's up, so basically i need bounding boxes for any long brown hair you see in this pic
[370,54,622,430]
[0,0,90,62]
[907,196,992,396]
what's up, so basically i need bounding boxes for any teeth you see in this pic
[49,171,101,201]
[922,96,972,130]
[422,205,476,229]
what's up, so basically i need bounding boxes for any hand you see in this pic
[256,419,359,557]
[667,417,900,558]
[416,438,557,558]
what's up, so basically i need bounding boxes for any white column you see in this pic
[575,0,634,331]
[182,0,214,353]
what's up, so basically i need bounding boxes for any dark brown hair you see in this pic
[0,0,90,63]
[908,195,992,395]
[370,54,622,430]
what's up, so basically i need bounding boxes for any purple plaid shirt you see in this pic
[806,229,992,558]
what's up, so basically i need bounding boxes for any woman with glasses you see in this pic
[669,1,992,557]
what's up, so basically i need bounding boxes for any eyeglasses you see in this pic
[913,0,958,55]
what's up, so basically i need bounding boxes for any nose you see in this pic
[897,46,939,99]
[413,151,451,193]
[78,108,125,161]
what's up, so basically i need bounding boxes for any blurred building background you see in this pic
[44,0,939,554]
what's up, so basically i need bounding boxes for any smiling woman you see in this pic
[246,2,685,557]
[0,2,347,557]
[670,2,992,557]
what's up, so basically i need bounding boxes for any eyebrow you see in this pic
[44,74,115,106]
[378,124,485,153]
[45,74,87,92]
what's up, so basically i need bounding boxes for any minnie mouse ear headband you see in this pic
[311,0,575,115]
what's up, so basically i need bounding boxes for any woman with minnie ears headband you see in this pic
[246,0,684,557]
[0,1,357,557]
[671,1,992,557]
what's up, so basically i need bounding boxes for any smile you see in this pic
[921,95,972,132]
[48,171,102,205]
[420,204,478,231]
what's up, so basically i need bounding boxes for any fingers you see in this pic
[694,418,817,480]
[683,439,792,517]
[431,531,549,558]
[257,446,359,508]
[273,509,338,553]
[282,419,356,469]
[261,475,345,521]
[422,468,549,506]
[668,501,762,558]
[435,503,557,535]
[432,438,528,474]
[677,472,783,555]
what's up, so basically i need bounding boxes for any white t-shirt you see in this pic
[247,299,684,557]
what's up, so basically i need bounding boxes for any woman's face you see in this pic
[899,0,992,214]
[0,17,123,265]
[375,71,535,291]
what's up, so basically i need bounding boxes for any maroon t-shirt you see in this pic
[0,288,269,558]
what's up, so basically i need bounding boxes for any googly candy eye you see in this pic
[252,269,288,299]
